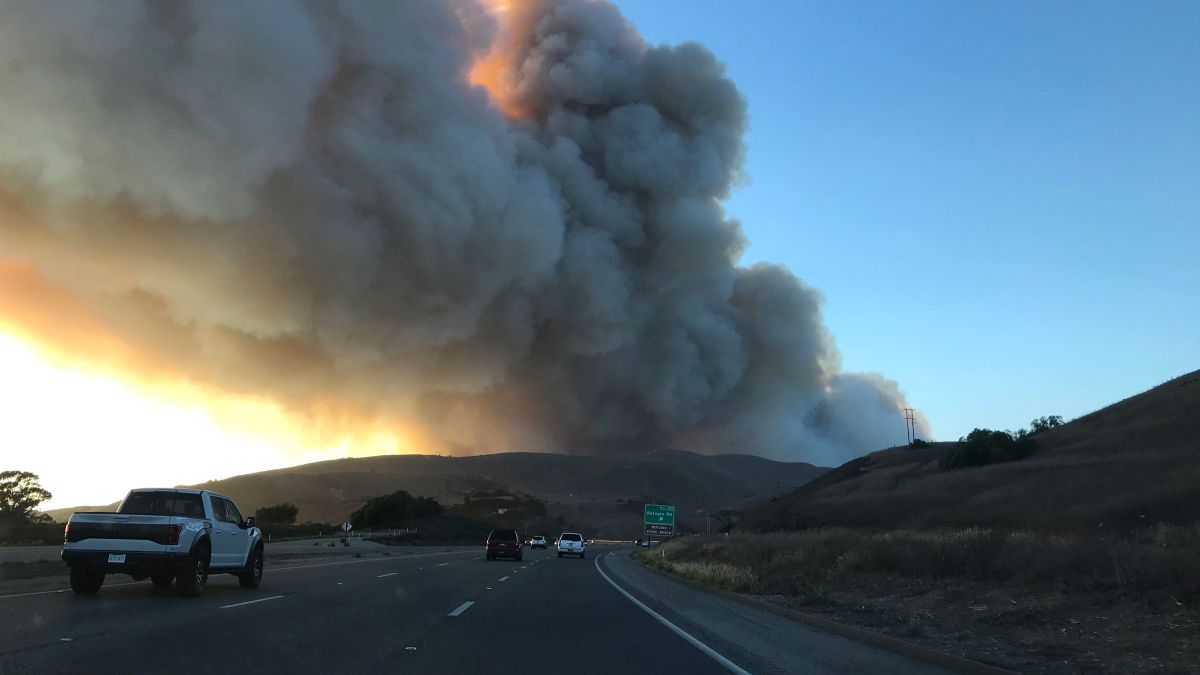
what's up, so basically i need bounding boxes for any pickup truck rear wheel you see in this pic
[238,545,264,589]
[69,567,104,594]
[150,571,174,588]
[176,542,209,597]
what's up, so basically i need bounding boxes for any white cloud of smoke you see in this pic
[0,0,929,466]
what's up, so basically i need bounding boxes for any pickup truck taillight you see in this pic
[166,524,181,546]
[63,522,70,543]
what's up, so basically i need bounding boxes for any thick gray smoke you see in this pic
[0,0,929,467]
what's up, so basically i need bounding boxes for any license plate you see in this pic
[107,554,126,564]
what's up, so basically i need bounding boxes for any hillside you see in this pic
[48,450,826,535]
[742,370,1200,532]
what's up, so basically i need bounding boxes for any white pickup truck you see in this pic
[61,488,263,597]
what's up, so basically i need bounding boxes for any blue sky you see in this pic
[615,0,1199,440]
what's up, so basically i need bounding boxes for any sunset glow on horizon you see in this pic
[0,333,417,511]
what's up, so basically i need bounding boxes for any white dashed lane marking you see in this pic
[219,595,285,610]
[448,601,475,617]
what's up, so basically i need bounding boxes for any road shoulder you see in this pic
[599,550,955,675]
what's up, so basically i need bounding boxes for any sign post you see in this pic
[643,504,675,541]
[342,521,352,547]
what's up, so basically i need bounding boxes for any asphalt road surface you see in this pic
[0,547,950,674]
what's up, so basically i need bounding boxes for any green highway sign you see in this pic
[644,504,676,525]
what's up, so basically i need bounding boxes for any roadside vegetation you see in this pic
[637,527,1198,672]
[638,527,1199,598]
[250,502,332,542]
[254,502,299,525]
[255,521,341,541]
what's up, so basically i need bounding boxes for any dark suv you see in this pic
[485,528,523,561]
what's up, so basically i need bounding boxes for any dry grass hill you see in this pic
[741,370,1200,532]
[49,450,826,536]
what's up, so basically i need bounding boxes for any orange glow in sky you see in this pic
[0,333,416,512]
[467,0,533,118]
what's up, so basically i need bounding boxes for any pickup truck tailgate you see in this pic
[65,514,178,552]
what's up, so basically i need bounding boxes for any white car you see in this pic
[556,532,586,558]
[530,536,547,549]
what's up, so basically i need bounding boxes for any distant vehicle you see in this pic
[485,528,523,561]
[640,539,652,547]
[61,488,263,597]
[530,535,547,549]
[557,532,586,558]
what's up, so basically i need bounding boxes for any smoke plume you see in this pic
[0,0,929,467]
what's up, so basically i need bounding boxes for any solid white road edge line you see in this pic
[377,572,399,578]
[594,553,752,675]
[219,595,285,610]
[448,601,475,617]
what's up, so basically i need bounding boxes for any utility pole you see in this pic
[903,408,917,445]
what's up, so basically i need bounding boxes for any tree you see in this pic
[255,502,299,525]
[939,429,1038,470]
[0,471,53,522]
[1029,415,1064,433]
[351,490,442,529]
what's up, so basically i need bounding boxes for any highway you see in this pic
[0,546,950,674]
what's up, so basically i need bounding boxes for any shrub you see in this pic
[350,490,442,528]
[939,428,1038,470]
[255,502,299,525]
[0,519,63,545]
[256,521,335,541]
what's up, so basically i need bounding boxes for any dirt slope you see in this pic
[742,370,1200,532]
